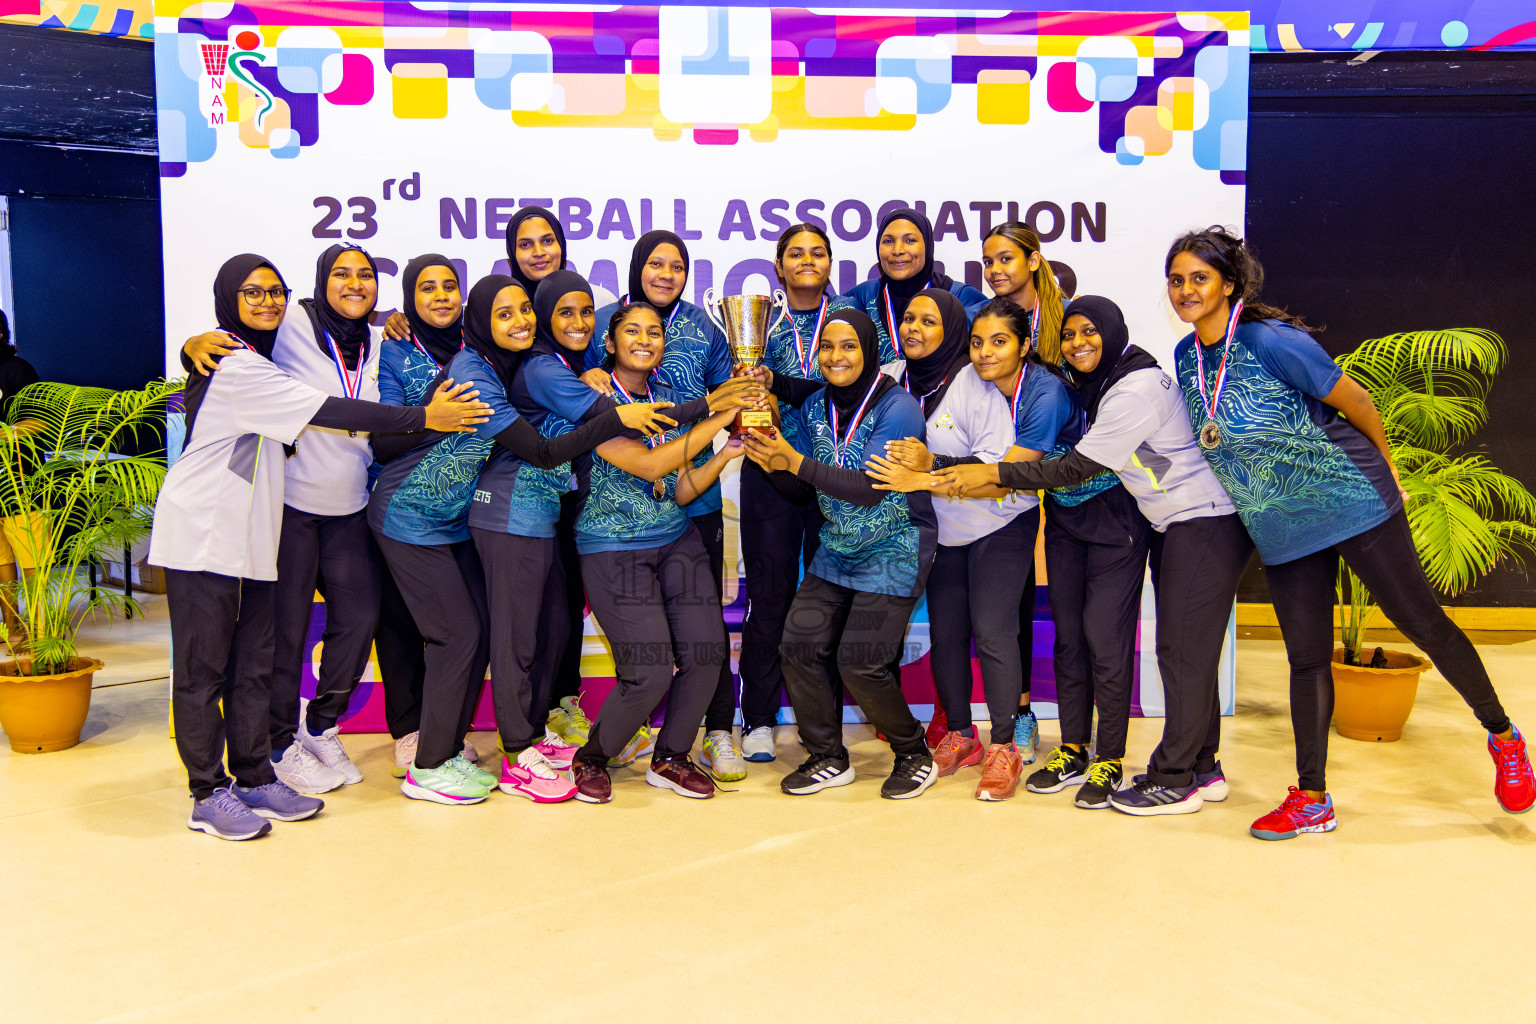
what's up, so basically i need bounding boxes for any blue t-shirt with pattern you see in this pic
[762,295,858,452]
[368,347,517,545]
[840,277,985,363]
[586,298,731,518]
[575,378,690,555]
[1173,318,1399,565]
[372,335,455,487]
[467,354,579,539]
[796,385,937,598]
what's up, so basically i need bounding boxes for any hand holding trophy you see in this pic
[704,288,789,439]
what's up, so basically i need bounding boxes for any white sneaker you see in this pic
[741,725,776,763]
[272,740,347,795]
[701,729,748,782]
[299,723,363,785]
[393,731,419,778]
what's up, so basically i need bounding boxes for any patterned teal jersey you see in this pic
[367,347,517,546]
[372,335,453,487]
[575,378,689,554]
[798,386,937,598]
[839,277,985,362]
[1173,318,1398,564]
[467,411,574,539]
[587,298,731,518]
[762,295,857,452]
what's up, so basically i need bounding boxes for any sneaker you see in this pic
[647,754,716,799]
[572,760,612,804]
[235,780,324,821]
[1109,774,1204,816]
[923,704,949,749]
[446,754,497,789]
[932,730,983,777]
[499,748,577,803]
[882,754,938,800]
[609,724,655,768]
[1074,758,1124,809]
[187,786,272,841]
[701,730,748,782]
[1489,727,1536,814]
[533,732,578,772]
[782,753,855,795]
[1013,709,1040,765]
[975,743,1024,801]
[548,695,592,746]
[1025,746,1090,794]
[401,762,490,805]
[741,725,776,763]
[299,722,363,786]
[1250,787,1337,840]
[1195,761,1230,802]
[392,731,419,779]
[271,740,347,795]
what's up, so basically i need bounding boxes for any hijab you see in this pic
[304,243,377,358]
[503,206,567,299]
[213,253,286,359]
[899,289,969,417]
[876,207,954,337]
[627,230,689,321]
[462,274,531,394]
[1063,295,1160,424]
[823,308,895,434]
[530,269,594,367]
[400,253,463,367]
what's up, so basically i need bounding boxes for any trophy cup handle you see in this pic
[768,289,791,338]
[701,287,726,336]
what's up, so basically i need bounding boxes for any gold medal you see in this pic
[1199,420,1221,449]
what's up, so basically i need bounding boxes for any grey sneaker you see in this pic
[1109,774,1204,816]
[188,786,272,841]
[272,741,347,795]
[299,723,363,786]
[236,780,324,822]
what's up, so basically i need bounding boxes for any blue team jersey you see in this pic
[575,379,690,554]
[587,298,731,518]
[796,386,937,598]
[372,336,454,487]
[1038,374,1122,508]
[840,278,985,363]
[368,347,518,545]
[1173,318,1399,565]
[762,296,857,452]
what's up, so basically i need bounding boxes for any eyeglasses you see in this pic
[240,286,291,305]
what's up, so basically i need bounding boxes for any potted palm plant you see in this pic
[1330,328,1536,741]
[0,379,177,752]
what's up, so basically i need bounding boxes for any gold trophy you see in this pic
[703,288,789,438]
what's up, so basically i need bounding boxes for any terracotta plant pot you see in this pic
[0,657,106,753]
[1330,647,1428,742]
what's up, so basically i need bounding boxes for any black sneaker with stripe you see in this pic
[881,754,938,800]
[1026,745,1091,794]
[781,753,854,795]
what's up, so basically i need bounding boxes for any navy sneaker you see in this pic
[236,780,324,821]
[1109,774,1204,816]
[1195,761,1229,802]
[188,786,273,841]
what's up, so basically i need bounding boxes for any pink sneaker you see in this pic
[498,749,577,803]
[534,732,578,772]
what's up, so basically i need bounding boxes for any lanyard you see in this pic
[881,280,930,343]
[612,375,662,448]
[1029,300,1041,351]
[829,375,882,467]
[790,298,828,378]
[1009,362,1031,423]
[321,327,365,399]
[221,330,258,354]
[1193,300,1243,421]
[409,332,460,372]
[900,364,951,409]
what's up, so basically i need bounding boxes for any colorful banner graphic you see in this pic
[155,2,1244,728]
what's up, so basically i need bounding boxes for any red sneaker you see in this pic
[1489,727,1536,814]
[931,730,983,777]
[924,704,949,749]
[1250,787,1337,841]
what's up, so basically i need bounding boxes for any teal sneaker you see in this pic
[401,763,491,805]
[1013,709,1040,765]
[446,754,497,789]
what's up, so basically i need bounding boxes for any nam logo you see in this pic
[198,32,276,130]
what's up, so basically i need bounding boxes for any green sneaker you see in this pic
[446,754,497,789]
[402,762,490,805]
[609,723,655,768]
[550,695,592,746]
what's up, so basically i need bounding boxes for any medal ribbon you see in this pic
[1193,299,1243,422]
[830,374,882,467]
[321,327,365,399]
[1029,300,1042,351]
[901,364,951,409]
[220,330,258,354]
[881,280,931,344]
[409,332,461,372]
[612,375,662,449]
[1009,362,1031,423]
[790,298,828,378]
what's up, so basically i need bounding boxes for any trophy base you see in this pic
[731,408,776,440]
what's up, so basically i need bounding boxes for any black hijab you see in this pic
[462,274,532,394]
[530,269,594,366]
[627,230,689,321]
[504,206,567,299]
[400,253,463,367]
[1064,295,1160,424]
[823,308,895,433]
[877,207,954,331]
[303,243,377,358]
[213,253,286,359]
[899,289,969,417]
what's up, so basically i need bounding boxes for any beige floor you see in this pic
[2,625,1535,1023]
